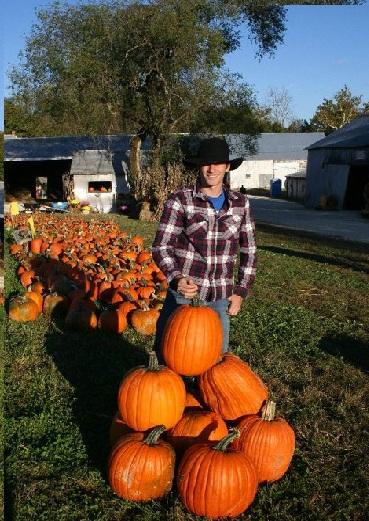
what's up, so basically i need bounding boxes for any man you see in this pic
[152,136,257,357]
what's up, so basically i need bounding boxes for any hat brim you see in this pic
[184,157,243,170]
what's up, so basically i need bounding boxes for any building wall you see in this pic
[230,159,307,190]
[73,174,116,213]
[305,149,350,209]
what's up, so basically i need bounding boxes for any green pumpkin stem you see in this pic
[213,428,240,452]
[191,293,201,307]
[144,425,166,445]
[148,350,160,371]
[261,400,276,421]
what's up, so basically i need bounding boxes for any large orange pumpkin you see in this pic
[108,425,175,502]
[177,429,258,518]
[198,354,268,420]
[166,410,228,455]
[118,351,186,431]
[231,400,295,483]
[161,300,222,376]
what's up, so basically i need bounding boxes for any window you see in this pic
[88,181,112,193]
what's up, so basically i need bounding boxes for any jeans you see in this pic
[154,288,230,363]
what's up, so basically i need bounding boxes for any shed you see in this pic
[228,132,324,191]
[4,134,151,211]
[304,115,369,210]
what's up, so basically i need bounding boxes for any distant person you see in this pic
[152,136,257,358]
[240,184,247,194]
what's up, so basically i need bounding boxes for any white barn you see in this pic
[227,132,324,191]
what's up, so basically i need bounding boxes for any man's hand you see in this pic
[227,294,243,316]
[177,277,198,299]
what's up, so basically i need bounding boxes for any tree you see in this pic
[8,0,292,213]
[262,86,294,129]
[310,85,368,134]
[287,118,314,133]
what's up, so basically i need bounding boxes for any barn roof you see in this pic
[4,134,151,162]
[306,115,369,150]
[5,131,325,163]
[228,132,325,161]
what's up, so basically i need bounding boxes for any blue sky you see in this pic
[1,2,369,130]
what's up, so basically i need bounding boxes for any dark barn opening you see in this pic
[5,160,72,201]
[344,165,369,209]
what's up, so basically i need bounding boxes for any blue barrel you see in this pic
[270,179,282,197]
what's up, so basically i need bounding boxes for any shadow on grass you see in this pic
[258,245,369,274]
[44,324,147,475]
[318,333,369,373]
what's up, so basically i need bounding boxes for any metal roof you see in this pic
[227,132,325,160]
[4,134,151,162]
[306,115,369,150]
[5,131,325,162]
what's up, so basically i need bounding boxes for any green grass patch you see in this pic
[4,216,369,520]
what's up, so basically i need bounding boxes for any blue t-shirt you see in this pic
[208,190,226,212]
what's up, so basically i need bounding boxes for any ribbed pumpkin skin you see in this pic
[166,411,228,454]
[118,365,186,431]
[232,415,295,482]
[177,443,258,518]
[161,305,222,376]
[108,432,175,501]
[198,354,268,420]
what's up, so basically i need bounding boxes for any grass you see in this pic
[4,215,369,520]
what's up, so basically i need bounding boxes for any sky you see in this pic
[1,2,369,131]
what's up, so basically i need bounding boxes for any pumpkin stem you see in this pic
[191,293,201,307]
[213,428,240,452]
[261,400,276,421]
[144,425,166,445]
[148,350,160,371]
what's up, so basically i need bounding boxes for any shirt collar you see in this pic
[192,179,239,201]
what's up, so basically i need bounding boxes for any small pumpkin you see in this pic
[98,308,128,334]
[130,306,160,335]
[43,294,70,317]
[161,297,222,376]
[9,295,40,322]
[30,238,43,255]
[231,400,295,483]
[108,425,175,502]
[118,351,186,431]
[177,429,258,518]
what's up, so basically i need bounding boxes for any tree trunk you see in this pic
[129,134,142,200]
[62,172,74,200]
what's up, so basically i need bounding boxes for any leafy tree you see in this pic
[310,85,368,134]
[287,118,314,133]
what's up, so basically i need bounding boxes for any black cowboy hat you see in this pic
[185,137,243,171]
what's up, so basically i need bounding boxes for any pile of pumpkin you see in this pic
[109,302,295,519]
[6,213,166,334]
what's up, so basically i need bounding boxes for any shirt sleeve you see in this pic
[233,196,257,298]
[151,195,185,283]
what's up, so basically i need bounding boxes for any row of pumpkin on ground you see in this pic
[7,214,167,333]
[107,300,295,519]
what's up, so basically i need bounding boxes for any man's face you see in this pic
[199,162,230,189]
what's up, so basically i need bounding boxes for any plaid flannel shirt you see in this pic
[152,182,257,301]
